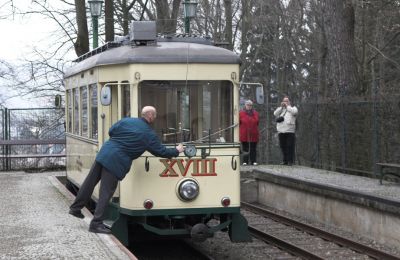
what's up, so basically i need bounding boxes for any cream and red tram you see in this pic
[64,22,251,244]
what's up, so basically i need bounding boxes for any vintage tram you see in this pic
[64,21,251,245]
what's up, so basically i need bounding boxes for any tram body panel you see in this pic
[65,137,97,190]
[64,69,99,91]
[120,147,241,210]
[127,64,239,81]
[97,65,131,83]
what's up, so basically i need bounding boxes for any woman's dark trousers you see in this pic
[241,142,257,164]
[278,133,296,164]
[69,161,118,227]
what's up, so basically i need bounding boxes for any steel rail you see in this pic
[248,225,324,260]
[183,240,216,260]
[242,202,400,260]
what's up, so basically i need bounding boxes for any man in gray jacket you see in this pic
[69,106,184,234]
[274,96,298,166]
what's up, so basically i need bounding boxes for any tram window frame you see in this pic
[73,88,80,135]
[80,86,88,137]
[138,80,234,144]
[121,81,131,118]
[67,89,73,133]
[89,83,98,140]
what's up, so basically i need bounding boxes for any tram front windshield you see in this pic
[139,80,234,144]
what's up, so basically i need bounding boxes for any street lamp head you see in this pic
[183,0,198,18]
[88,0,103,17]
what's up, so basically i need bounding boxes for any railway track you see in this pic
[128,239,215,259]
[242,202,400,260]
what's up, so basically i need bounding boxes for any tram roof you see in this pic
[64,41,241,78]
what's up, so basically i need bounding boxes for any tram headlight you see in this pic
[177,179,199,201]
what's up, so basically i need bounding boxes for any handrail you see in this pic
[1,139,66,171]
[0,139,66,145]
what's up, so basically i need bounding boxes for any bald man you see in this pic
[69,106,184,234]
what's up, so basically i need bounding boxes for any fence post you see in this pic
[372,79,380,177]
[265,87,270,164]
[1,108,4,171]
[4,108,10,171]
[315,90,320,167]
[339,87,347,173]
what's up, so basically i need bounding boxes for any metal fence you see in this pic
[255,93,400,178]
[2,95,398,176]
[0,108,65,171]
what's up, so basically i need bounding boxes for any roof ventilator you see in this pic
[130,21,157,46]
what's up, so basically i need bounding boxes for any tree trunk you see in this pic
[155,0,181,34]
[240,0,250,77]
[105,0,114,42]
[322,0,359,97]
[122,0,129,35]
[224,0,233,50]
[170,0,182,33]
[74,0,89,56]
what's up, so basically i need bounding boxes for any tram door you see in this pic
[99,83,119,145]
[99,83,121,206]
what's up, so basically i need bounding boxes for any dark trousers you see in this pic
[278,133,296,164]
[70,161,118,227]
[241,142,257,164]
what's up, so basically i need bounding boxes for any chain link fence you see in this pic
[0,108,65,171]
[254,93,400,178]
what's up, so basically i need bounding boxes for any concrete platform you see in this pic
[240,165,400,249]
[0,171,136,260]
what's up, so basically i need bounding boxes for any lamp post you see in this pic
[183,0,198,34]
[88,0,103,49]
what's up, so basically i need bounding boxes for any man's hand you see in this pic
[176,144,185,153]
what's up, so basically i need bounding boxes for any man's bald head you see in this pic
[141,106,157,123]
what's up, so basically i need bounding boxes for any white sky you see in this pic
[0,4,55,62]
[0,1,62,108]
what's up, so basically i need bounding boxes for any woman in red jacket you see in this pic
[239,100,259,165]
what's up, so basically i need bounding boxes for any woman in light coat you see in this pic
[274,96,298,165]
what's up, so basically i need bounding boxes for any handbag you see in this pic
[275,109,287,123]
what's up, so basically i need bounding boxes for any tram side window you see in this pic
[73,88,79,135]
[139,80,233,143]
[121,82,130,117]
[90,84,98,139]
[81,86,88,137]
[67,90,73,133]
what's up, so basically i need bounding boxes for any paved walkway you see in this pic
[242,164,400,202]
[0,171,136,260]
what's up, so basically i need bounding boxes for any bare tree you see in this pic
[74,0,89,56]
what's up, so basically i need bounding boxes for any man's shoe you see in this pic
[89,224,111,234]
[280,162,288,165]
[252,162,258,166]
[242,163,247,166]
[69,209,84,219]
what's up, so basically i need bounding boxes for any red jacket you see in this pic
[239,109,259,142]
